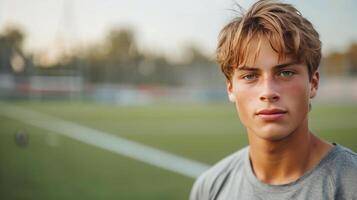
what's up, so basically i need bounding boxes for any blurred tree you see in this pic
[174,44,222,87]
[0,26,27,73]
[4,27,24,49]
[105,28,138,63]
[347,42,357,75]
[322,52,347,76]
[184,45,212,64]
[83,27,145,83]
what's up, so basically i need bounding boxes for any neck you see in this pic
[247,119,332,185]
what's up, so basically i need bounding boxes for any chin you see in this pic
[252,125,295,142]
[259,132,291,142]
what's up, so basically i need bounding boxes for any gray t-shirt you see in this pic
[190,144,357,200]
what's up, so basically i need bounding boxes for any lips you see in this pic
[256,108,287,121]
[256,108,287,115]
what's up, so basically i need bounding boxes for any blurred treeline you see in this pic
[1,26,356,87]
[0,26,221,87]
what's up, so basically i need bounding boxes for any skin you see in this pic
[227,36,333,185]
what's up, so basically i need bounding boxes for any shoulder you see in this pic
[327,144,357,174]
[324,144,357,197]
[189,146,248,200]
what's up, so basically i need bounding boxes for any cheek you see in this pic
[232,81,257,103]
[283,80,310,111]
[234,86,257,124]
[294,81,309,98]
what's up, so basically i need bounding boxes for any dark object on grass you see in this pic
[15,129,29,147]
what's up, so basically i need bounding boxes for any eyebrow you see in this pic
[238,62,298,72]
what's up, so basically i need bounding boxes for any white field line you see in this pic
[0,103,210,179]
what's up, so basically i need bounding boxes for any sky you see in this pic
[0,0,356,61]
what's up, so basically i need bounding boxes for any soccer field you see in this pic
[1,101,356,200]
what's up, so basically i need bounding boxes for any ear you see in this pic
[310,71,319,99]
[226,80,236,102]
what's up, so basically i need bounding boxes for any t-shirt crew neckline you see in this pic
[243,143,340,193]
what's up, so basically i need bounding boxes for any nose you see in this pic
[259,77,280,102]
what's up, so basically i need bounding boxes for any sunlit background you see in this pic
[1,0,356,199]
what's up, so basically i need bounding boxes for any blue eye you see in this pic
[243,74,257,80]
[279,71,294,77]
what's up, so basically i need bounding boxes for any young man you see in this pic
[190,0,357,199]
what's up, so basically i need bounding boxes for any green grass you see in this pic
[0,101,356,200]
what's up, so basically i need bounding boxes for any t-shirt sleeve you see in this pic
[189,148,246,200]
[189,174,206,200]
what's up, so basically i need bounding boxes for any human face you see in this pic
[227,37,319,142]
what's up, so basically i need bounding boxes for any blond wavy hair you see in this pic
[217,0,321,82]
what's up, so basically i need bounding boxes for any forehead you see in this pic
[238,35,295,69]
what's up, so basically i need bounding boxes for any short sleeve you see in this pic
[189,174,206,200]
